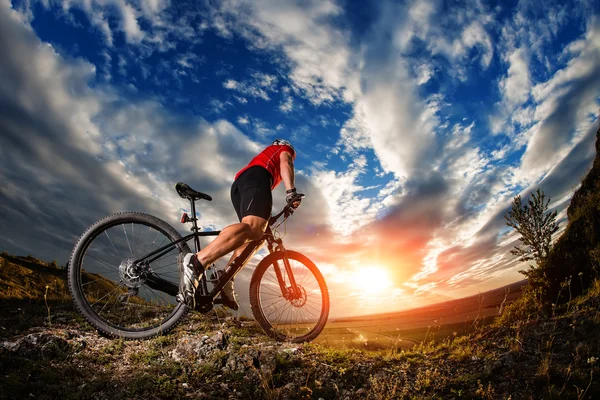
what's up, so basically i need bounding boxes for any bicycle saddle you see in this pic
[175,182,212,202]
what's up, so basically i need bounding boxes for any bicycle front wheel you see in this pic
[68,212,190,339]
[249,250,330,343]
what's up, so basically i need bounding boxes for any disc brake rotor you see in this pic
[288,285,307,308]
[119,257,147,289]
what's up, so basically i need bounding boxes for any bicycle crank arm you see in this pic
[145,274,179,297]
[193,293,214,313]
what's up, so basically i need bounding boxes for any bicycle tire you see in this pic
[249,250,330,343]
[68,212,191,340]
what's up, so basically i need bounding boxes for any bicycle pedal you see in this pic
[206,267,224,283]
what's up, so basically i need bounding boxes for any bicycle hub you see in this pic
[119,257,146,288]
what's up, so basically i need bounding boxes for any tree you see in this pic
[504,188,559,266]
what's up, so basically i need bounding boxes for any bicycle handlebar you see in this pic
[269,193,305,225]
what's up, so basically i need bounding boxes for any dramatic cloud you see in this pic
[2,0,599,316]
[0,1,258,262]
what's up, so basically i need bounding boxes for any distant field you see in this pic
[315,280,527,349]
[0,253,527,350]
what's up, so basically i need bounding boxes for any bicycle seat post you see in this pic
[189,199,201,253]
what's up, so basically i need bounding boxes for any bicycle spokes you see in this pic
[80,221,181,330]
[257,256,325,338]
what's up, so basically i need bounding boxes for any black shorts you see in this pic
[231,166,273,221]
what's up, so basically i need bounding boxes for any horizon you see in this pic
[1,0,599,318]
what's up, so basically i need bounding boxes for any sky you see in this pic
[1,0,599,318]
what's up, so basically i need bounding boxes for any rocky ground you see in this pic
[1,279,599,400]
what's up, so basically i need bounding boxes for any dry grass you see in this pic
[2,252,600,399]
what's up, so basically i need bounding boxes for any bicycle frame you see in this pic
[134,195,302,313]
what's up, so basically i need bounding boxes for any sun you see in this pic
[351,266,393,296]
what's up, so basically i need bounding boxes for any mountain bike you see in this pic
[67,183,330,343]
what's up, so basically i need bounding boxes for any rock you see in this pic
[484,359,502,375]
[0,340,20,352]
[220,344,300,376]
[170,331,228,363]
[1,332,70,358]
[223,347,261,374]
[278,382,299,399]
[499,352,516,369]
[282,346,299,355]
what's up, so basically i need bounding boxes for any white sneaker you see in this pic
[176,252,202,308]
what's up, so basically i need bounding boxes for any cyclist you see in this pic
[177,138,301,310]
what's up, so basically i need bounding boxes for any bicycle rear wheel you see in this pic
[249,250,330,343]
[68,212,190,339]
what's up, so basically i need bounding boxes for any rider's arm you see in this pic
[279,151,295,191]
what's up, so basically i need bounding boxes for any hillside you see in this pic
[540,126,600,301]
[0,253,69,301]
[1,253,599,399]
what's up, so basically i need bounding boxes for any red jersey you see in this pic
[235,144,296,190]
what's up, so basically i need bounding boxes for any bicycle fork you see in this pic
[270,242,301,300]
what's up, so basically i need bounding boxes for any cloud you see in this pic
[499,48,531,111]
[461,21,494,68]
[517,17,600,183]
[415,63,435,85]
[209,0,357,105]
[119,1,144,43]
[309,155,376,235]
[393,0,495,78]
[359,171,452,285]
[371,12,600,295]
[234,116,277,139]
[199,0,598,300]
[33,0,207,53]
[140,0,169,19]
[42,0,146,45]
[490,0,595,137]
[3,0,600,314]
[430,119,599,291]
[222,72,278,101]
[335,114,372,156]
[278,86,295,113]
[198,0,493,181]
[0,1,258,263]
[177,52,205,69]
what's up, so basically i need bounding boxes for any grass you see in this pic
[2,252,600,399]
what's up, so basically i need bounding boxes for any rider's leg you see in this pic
[223,242,249,269]
[178,166,271,307]
[195,215,267,267]
[177,216,266,307]
[217,243,249,310]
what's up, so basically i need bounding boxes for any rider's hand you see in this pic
[286,188,302,209]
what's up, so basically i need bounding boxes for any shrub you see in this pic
[504,188,559,265]
[494,285,545,326]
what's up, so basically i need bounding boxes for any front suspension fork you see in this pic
[271,243,300,299]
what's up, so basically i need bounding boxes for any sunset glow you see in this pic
[1,0,599,318]
[350,266,393,296]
